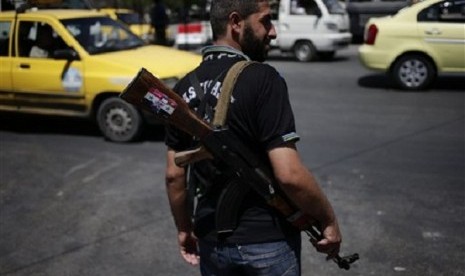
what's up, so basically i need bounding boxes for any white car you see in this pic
[271,0,352,62]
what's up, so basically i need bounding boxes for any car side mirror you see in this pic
[53,48,79,60]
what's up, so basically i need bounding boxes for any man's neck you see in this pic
[214,38,241,52]
[201,44,251,61]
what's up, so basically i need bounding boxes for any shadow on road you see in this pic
[267,54,350,63]
[266,49,351,63]
[0,112,100,136]
[358,73,465,92]
[0,112,166,142]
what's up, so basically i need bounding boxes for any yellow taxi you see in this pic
[0,8,201,142]
[358,0,464,90]
[99,8,153,42]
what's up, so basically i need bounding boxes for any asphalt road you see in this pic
[1,45,464,276]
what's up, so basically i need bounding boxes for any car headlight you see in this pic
[161,77,179,89]
[324,22,338,31]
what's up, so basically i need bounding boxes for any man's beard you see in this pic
[241,24,269,62]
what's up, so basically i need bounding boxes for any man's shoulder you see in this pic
[244,62,276,72]
[240,62,283,83]
[175,60,282,90]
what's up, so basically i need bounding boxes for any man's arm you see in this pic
[268,143,342,257]
[165,148,199,265]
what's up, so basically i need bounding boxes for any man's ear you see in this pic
[229,12,243,34]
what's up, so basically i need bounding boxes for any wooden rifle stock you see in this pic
[120,68,211,141]
[120,68,212,166]
[174,146,213,166]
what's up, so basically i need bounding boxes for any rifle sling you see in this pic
[213,61,254,128]
[187,61,255,237]
[212,61,256,237]
[185,68,229,220]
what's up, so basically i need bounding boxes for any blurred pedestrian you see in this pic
[150,0,169,45]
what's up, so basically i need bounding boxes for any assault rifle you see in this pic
[120,68,359,270]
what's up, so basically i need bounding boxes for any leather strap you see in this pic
[213,60,255,128]
[174,60,255,167]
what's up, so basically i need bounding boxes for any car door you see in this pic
[274,0,322,49]
[0,19,14,109]
[11,19,86,115]
[417,0,465,71]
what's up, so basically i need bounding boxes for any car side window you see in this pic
[418,1,465,23]
[0,21,11,56]
[438,1,465,23]
[290,0,321,15]
[18,21,67,58]
[18,21,34,57]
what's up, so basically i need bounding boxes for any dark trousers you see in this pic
[198,235,302,276]
[154,27,167,45]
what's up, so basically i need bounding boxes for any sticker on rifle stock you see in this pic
[144,88,177,116]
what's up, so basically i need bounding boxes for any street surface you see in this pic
[1,45,464,276]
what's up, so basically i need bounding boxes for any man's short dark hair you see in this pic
[210,0,266,40]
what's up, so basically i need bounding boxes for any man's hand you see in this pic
[178,231,200,265]
[311,221,342,260]
[268,145,342,259]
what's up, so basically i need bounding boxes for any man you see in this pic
[150,0,169,45]
[29,24,55,58]
[164,0,342,275]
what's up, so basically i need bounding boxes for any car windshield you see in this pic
[322,0,346,13]
[116,12,144,25]
[61,16,145,54]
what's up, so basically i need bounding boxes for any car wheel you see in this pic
[294,41,317,62]
[97,97,143,142]
[391,54,436,91]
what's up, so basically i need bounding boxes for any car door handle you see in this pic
[425,28,442,35]
[19,63,31,69]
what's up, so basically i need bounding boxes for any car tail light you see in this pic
[364,24,378,45]
[178,23,202,33]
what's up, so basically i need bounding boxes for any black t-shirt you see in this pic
[165,46,300,244]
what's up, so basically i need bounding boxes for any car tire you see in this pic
[391,54,436,91]
[294,41,317,62]
[97,97,143,142]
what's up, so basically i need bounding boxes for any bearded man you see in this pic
[164,0,342,275]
